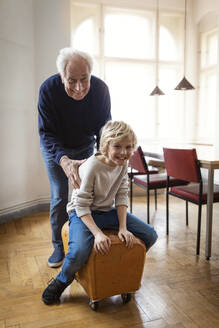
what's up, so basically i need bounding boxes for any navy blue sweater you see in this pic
[38,74,111,164]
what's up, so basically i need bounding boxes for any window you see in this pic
[197,29,218,143]
[159,12,183,61]
[71,2,100,56]
[104,8,154,60]
[71,2,184,144]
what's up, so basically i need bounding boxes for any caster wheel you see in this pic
[89,300,99,311]
[121,293,131,304]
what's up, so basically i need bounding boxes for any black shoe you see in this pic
[42,278,69,305]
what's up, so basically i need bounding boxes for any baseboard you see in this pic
[0,187,166,224]
[0,198,50,224]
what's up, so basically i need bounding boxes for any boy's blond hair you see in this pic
[99,120,137,156]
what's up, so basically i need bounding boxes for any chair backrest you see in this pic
[129,146,148,173]
[163,148,201,183]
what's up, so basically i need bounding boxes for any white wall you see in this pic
[0,0,71,222]
[0,0,40,220]
[34,0,71,88]
[194,0,219,23]
[71,0,184,11]
[34,0,71,207]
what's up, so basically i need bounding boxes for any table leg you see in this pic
[205,168,214,260]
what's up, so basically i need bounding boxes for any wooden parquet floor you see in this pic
[1,193,219,328]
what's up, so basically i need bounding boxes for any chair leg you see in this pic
[154,189,157,210]
[196,204,202,255]
[166,190,169,235]
[147,188,150,224]
[186,201,189,226]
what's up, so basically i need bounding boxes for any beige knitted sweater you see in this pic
[66,153,128,217]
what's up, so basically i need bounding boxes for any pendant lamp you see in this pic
[175,0,195,90]
[150,0,165,96]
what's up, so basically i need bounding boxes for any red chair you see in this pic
[129,146,188,224]
[163,147,219,255]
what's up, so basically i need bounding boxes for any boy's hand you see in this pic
[94,232,111,255]
[118,229,135,248]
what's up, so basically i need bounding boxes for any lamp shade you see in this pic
[174,76,195,90]
[150,86,165,96]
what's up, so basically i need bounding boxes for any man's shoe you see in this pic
[42,278,69,305]
[48,249,64,268]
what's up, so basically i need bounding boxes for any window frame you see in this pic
[196,28,218,144]
[71,1,189,145]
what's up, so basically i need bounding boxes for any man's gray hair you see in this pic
[56,47,94,78]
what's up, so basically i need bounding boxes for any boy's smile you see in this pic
[105,139,134,167]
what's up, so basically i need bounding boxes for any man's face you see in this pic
[62,58,91,100]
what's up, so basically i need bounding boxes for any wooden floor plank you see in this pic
[1,192,219,327]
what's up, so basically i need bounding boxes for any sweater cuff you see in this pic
[76,207,91,218]
[115,199,128,208]
[56,151,67,165]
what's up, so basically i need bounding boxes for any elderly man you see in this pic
[38,48,111,268]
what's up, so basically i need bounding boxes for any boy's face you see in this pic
[106,138,134,166]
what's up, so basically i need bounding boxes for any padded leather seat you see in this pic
[170,183,219,203]
[134,173,187,189]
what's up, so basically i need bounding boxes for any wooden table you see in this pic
[144,148,219,259]
[199,159,219,259]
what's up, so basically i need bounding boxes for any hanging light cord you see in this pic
[155,0,159,85]
[183,0,187,76]
[149,0,165,95]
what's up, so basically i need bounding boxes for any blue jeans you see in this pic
[40,145,94,252]
[56,209,158,284]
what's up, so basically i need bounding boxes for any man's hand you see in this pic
[118,229,136,248]
[59,156,86,188]
[94,231,111,255]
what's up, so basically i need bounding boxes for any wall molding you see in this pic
[0,198,50,224]
[0,188,166,224]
